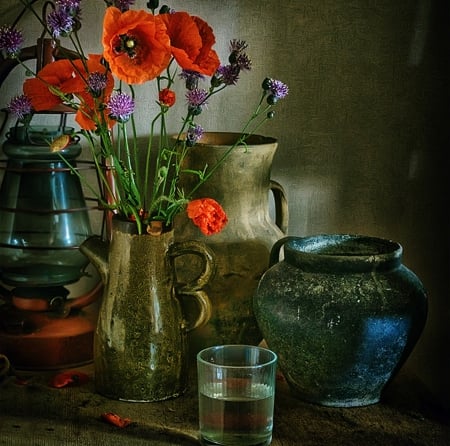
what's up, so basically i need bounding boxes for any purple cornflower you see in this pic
[266,78,289,100]
[105,0,135,12]
[186,89,208,113]
[215,64,241,86]
[47,0,82,37]
[56,0,81,10]
[179,70,205,91]
[228,39,251,70]
[212,38,251,88]
[0,25,24,58]
[47,9,76,37]
[186,124,203,147]
[234,52,251,71]
[87,72,108,97]
[107,92,135,122]
[7,94,33,121]
[229,39,248,54]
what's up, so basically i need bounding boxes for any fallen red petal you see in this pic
[15,377,30,386]
[101,412,132,428]
[50,371,90,388]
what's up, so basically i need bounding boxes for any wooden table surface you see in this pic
[0,364,449,445]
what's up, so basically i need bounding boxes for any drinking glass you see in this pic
[197,344,277,446]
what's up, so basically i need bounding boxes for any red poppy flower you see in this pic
[23,59,74,111]
[23,55,115,131]
[161,12,220,76]
[102,7,171,84]
[72,55,115,130]
[187,198,228,235]
[159,87,176,107]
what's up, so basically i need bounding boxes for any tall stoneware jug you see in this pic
[80,217,214,402]
[254,234,428,407]
[175,132,288,355]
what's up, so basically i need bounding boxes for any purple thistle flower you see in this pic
[0,25,24,58]
[266,79,289,99]
[107,92,135,122]
[56,0,81,10]
[215,64,241,86]
[179,70,205,91]
[87,72,108,97]
[47,9,76,37]
[186,124,203,146]
[235,53,252,71]
[229,39,248,53]
[7,94,33,121]
[228,39,252,71]
[186,89,208,108]
[106,0,136,12]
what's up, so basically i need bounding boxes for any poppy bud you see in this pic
[267,111,275,119]
[147,0,159,9]
[188,105,202,116]
[210,75,222,88]
[228,51,238,64]
[261,77,271,90]
[267,94,278,105]
[159,5,171,14]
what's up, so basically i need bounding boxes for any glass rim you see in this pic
[196,344,277,368]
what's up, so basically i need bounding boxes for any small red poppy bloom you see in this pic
[187,198,228,236]
[160,12,220,76]
[102,7,171,84]
[159,88,176,107]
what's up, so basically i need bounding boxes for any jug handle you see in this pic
[269,236,298,267]
[169,240,215,333]
[270,180,289,234]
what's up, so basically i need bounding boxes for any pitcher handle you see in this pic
[169,240,215,332]
[269,236,299,267]
[270,179,289,234]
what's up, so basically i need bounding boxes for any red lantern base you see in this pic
[0,283,101,370]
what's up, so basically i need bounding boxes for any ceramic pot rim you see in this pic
[284,234,402,272]
[174,131,277,148]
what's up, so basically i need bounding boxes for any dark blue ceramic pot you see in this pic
[253,234,427,407]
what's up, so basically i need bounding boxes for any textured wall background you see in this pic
[0,0,448,409]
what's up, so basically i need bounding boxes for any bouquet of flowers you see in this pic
[1,0,288,235]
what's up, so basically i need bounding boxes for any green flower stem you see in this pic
[185,93,273,199]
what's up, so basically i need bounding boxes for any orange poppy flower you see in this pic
[75,92,116,131]
[72,55,115,131]
[102,6,171,84]
[187,198,228,235]
[24,55,115,131]
[23,59,74,111]
[161,12,220,76]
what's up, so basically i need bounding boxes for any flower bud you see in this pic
[267,94,279,105]
[147,0,159,9]
[210,75,222,88]
[261,77,271,90]
[267,111,275,119]
[159,5,172,14]
[188,106,203,116]
[228,51,238,64]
